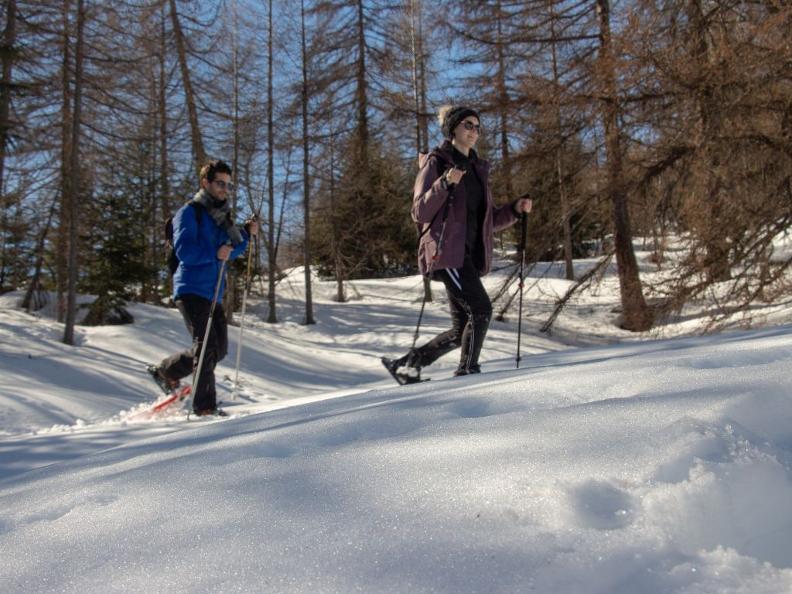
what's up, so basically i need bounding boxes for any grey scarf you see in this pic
[192,189,244,247]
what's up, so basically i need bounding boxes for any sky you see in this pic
[2,251,792,592]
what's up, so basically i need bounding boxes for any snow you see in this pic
[2,256,792,593]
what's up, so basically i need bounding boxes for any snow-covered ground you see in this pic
[2,254,792,593]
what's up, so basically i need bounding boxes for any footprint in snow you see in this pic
[567,479,635,530]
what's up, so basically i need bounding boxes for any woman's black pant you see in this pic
[410,256,492,374]
[158,293,228,412]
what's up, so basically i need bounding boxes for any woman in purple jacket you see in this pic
[383,105,532,383]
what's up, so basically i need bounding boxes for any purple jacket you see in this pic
[412,142,518,276]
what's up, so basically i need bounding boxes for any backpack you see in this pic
[416,154,453,243]
[165,202,204,275]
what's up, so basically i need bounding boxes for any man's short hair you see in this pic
[200,159,233,183]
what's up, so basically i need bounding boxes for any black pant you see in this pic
[159,294,228,412]
[411,256,492,373]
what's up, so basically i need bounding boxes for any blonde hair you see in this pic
[437,105,454,127]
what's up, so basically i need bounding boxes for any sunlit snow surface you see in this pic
[2,266,792,593]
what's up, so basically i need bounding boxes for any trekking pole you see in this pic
[188,254,228,414]
[516,212,527,369]
[232,231,256,399]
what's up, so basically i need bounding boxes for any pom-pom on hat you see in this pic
[439,105,480,139]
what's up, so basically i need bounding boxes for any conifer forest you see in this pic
[2,0,792,341]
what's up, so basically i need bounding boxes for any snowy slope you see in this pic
[0,267,566,437]
[2,326,792,593]
[2,261,792,593]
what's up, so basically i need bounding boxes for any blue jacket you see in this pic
[172,202,249,303]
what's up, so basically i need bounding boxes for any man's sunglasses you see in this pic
[212,180,235,191]
[462,121,481,133]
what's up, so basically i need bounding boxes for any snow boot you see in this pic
[381,355,426,385]
[147,364,181,395]
[193,407,229,417]
[453,365,481,377]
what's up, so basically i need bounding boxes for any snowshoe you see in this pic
[150,384,191,413]
[192,408,229,418]
[147,364,181,395]
[381,356,428,386]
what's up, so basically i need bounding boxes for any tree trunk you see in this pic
[225,0,241,325]
[494,1,513,201]
[56,0,72,322]
[168,0,205,176]
[686,0,730,284]
[158,3,173,299]
[409,0,432,303]
[0,0,16,196]
[301,0,315,324]
[142,69,158,303]
[0,0,15,291]
[329,135,345,303]
[596,0,652,332]
[417,15,428,154]
[265,0,277,323]
[354,0,369,169]
[63,0,85,345]
[409,0,426,155]
[22,195,59,311]
[550,4,574,280]
[146,130,158,302]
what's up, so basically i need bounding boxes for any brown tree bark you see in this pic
[265,0,277,323]
[596,0,652,331]
[224,0,240,325]
[354,0,369,170]
[56,0,72,323]
[158,3,173,299]
[494,0,513,201]
[686,0,731,284]
[63,0,85,345]
[409,0,432,303]
[0,0,16,196]
[22,195,58,312]
[549,3,574,281]
[301,0,315,324]
[168,0,206,175]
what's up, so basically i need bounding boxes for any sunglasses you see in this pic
[212,180,235,191]
[462,121,481,133]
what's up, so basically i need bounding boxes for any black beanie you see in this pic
[441,106,480,139]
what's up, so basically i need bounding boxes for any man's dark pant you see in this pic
[411,256,492,374]
[159,294,228,412]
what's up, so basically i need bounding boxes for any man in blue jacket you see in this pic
[149,159,257,416]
